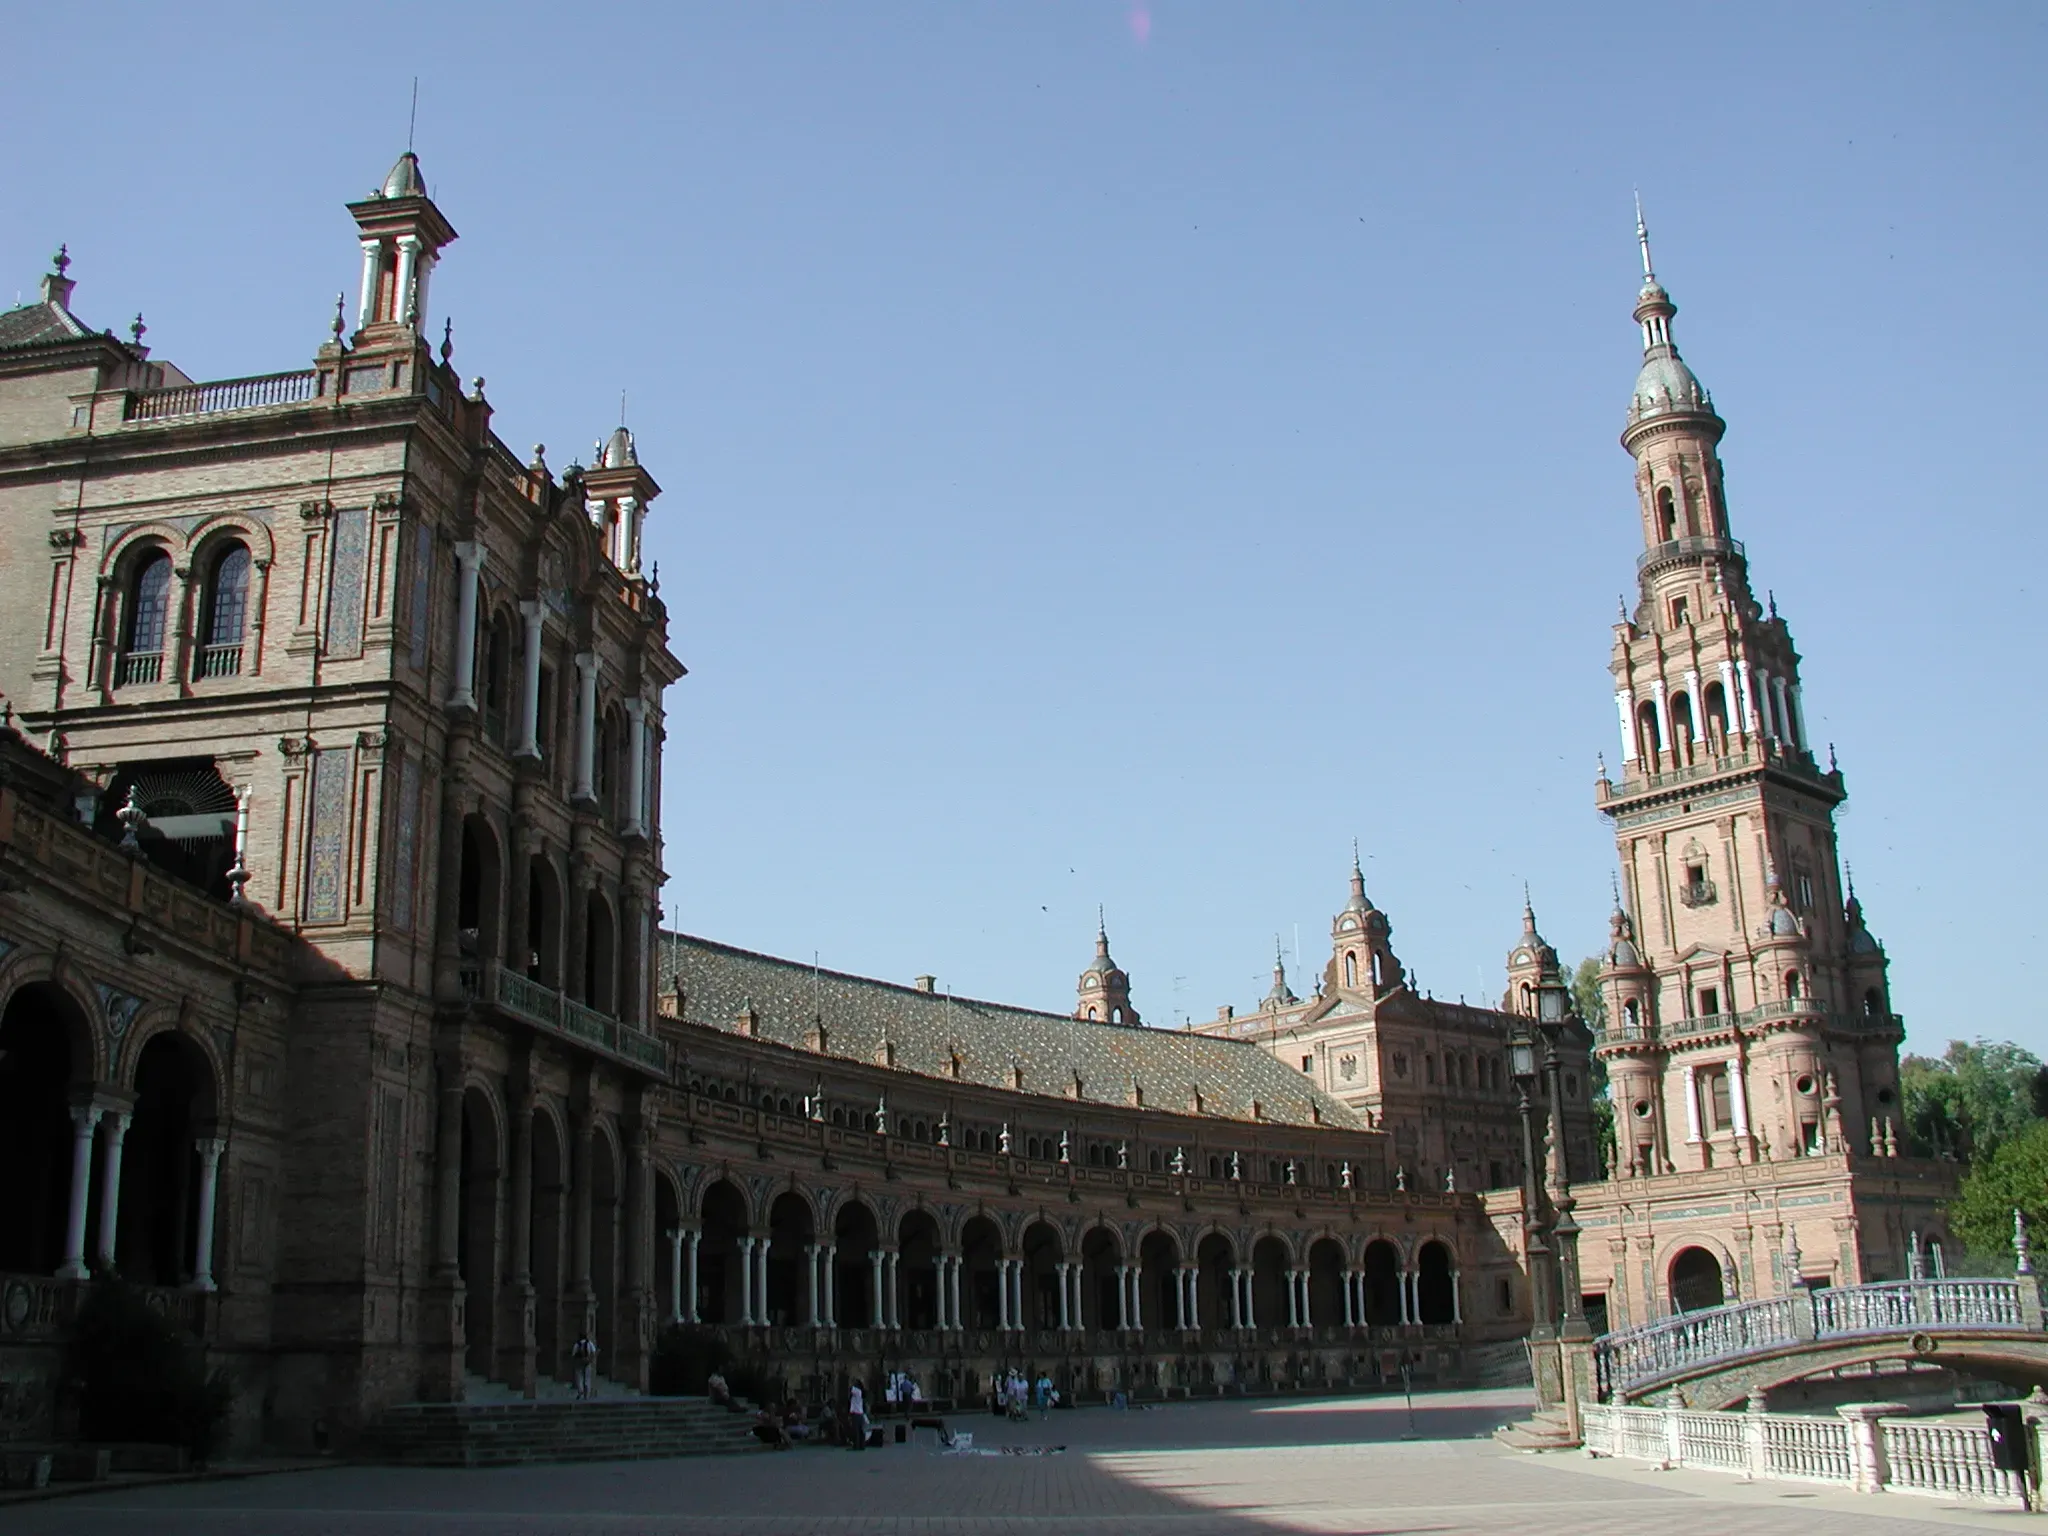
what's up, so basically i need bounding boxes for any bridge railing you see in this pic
[1584,1401,2028,1507]
[1595,1278,2030,1397]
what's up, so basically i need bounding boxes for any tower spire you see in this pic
[1635,190,1655,283]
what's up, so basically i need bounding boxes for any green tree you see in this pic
[1949,1118,2048,1263]
[1901,1040,2048,1163]
[1571,957,1615,1175]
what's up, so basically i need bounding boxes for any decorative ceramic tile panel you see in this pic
[325,507,369,659]
[406,520,434,670]
[303,747,352,923]
[390,753,420,933]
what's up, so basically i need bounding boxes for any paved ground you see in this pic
[3,1390,2041,1535]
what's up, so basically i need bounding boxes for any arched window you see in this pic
[1343,952,1357,988]
[1703,682,1730,750]
[118,550,173,685]
[1656,485,1679,542]
[1669,692,1695,764]
[1784,970,1802,1001]
[1863,988,1883,1018]
[482,613,514,745]
[195,542,250,678]
[1371,952,1385,987]
[1636,699,1663,763]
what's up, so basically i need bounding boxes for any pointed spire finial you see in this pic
[52,244,69,277]
[129,313,145,347]
[440,316,454,366]
[332,292,347,341]
[408,76,419,153]
[1635,190,1656,282]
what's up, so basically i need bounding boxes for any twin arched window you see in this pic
[117,537,253,686]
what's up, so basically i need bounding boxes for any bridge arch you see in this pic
[1668,1245,1727,1313]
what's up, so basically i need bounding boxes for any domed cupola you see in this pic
[1503,894,1563,1016]
[1607,902,1642,970]
[1623,201,1724,446]
[1075,916,1140,1026]
[601,425,638,468]
[380,151,427,200]
[1328,850,1403,996]
[1262,940,1298,1008]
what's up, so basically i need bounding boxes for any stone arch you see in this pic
[184,511,278,571]
[116,1013,224,1120]
[1361,1237,1403,1324]
[1250,1232,1291,1328]
[583,886,617,1013]
[1656,1232,1740,1312]
[457,810,505,966]
[833,1196,883,1328]
[1079,1221,1124,1330]
[766,1189,817,1326]
[1307,1234,1347,1327]
[588,1118,623,1372]
[897,1205,943,1329]
[1195,1228,1237,1328]
[1138,1225,1182,1332]
[1415,1239,1456,1325]
[697,1174,749,1325]
[459,1081,505,1373]
[0,977,100,1276]
[1669,1243,1728,1314]
[1020,1218,1064,1331]
[531,1103,568,1371]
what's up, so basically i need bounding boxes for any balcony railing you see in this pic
[126,369,320,422]
[1677,878,1717,908]
[116,649,163,685]
[194,642,243,679]
[1637,534,1745,576]
[1596,999,1901,1047]
[462,961,669,1076]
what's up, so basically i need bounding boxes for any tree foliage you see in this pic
[1900,1039,2048,1163]
[1950,1119,2048,1263]
[1571,957,1615,1174]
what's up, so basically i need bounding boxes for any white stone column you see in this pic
[1790,684,1810,750]
[1342,1270,1356,1328]
[1054,1263,1071,1330]
[357,239,382,329]
[1176,1266,1190,1330]
[622,698,647,836]
[515,600,544,757]
[737,1236,757,1325]
[414,251,438,333]
[394,235,423,326]
[1718,660,1739,743]
[1615,689,1637,763]
[1451,1271,1464,1325]
[869,1251,885,1329]
[1776,676,1797,748]
[668,1229,685,1322]
[626,497,646,575]
[57,1104,100,1280]
[820,1243,836,1327]
[1682,1062,1703,1143]
[756,1240,772,1326]
[1129,1264,1143,1332]
[948,1255,963,1330]
[1754,668,1778,740]
[95,1110,131,1267]
[685,1230,701,1323]
[1730,1059,1751,1140]
[572,652,598,801]
[1651,677,1673,763]
[995,1259,1012,1330]
[1014,1259,1029,1332]
[447,542,482,711]
[885,1250,901,1330]
[190,1137,227,1291]
[803,1242,820,1327]
[1398,1269,1412,1325]
[1070,1263,1084,1332]
[1738,663,1760,737]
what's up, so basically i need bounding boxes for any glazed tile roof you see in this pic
[658,932,1361,1131]
[0,297,93,351]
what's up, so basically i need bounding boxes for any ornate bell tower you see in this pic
[1594,207,1903,1172]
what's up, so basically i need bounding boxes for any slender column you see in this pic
[1014,1259,1028,1331]
[626,497,646,575]
[1718,660,1739,744]
[357,239,382,329]
[684,1230,700,1323]
[1397,1269,1412,1325]
[1738,662,1760,736]
[756,1239,771,1325]
[447,542,482,710]
[1285,1270,1300,1329]
[868,1250,885,1328]
[433,1079,464,1278]
[1233,1268,1249,1329]
[1682,1063,1703,1143]
[1789,683,1809,750]
[622,699,647,835]
[1176,1266,1189,1330]
[1615,689,1637,763]
[821,1243,837,1327]
[507,1098,534,1285]
[1055,1262,1071,1330]
[804,1242,820,1327]
[1451,1270,1464,1326]
[1342,1269,1356,1328]
[1111,1264,1127,1330]
[886,1250,901,1329]
[1754,668,1778,740]
[996,1258,1012,1330]
[189,1137,228,1292]
[1729,1057,1751,1139]
[1227,1268,1241,1328]
[668,1230,685,1323]
[94,1111,131,1267]
[1128,1264,1142,1332]
[414,250,437,331]
[1188,1266,1201,1330]
[1651,677,1673,764]
[1775,676,1796,748]
[515,601,544,757]
[394,235,423,326]
[1071,1263,1085,1332]
[736,1236,757,1325]
[572,652,598,801]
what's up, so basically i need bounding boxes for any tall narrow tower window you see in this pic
[118,550,173,685]
[1657,486,1679,542]
[196,541,250,678]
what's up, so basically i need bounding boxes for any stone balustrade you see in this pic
[1583,1400,2030,1507]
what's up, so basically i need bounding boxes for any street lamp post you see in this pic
[1509,1025,1552,1344]
[1535,975,1592,1345]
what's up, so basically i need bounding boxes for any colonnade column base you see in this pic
[496,1281,539,1399]
[418,1280,468,1402]
[616,1287,654,1392]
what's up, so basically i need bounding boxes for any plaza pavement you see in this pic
[2,1389,2040,1536]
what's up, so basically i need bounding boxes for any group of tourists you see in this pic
[713,1364,1066,1450]
[995,1369,1056,1420]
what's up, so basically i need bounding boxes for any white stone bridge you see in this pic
[1593,1277,2048,1408]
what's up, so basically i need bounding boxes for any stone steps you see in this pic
[1492,1408,1579,1452]
[365,1397,763,1466]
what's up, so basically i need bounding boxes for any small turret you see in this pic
[1076,916,1139,1026]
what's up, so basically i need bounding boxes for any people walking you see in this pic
[570,1331,597,1400]
[1035,1372,1053,1419]
[847,1380,869,1450]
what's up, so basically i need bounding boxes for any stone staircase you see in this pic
[364,1392,762,1466]
[1492,1407,1579,1452]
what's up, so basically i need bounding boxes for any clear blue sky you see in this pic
[7,4,2043,1054]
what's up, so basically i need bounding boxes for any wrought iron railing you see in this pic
[126,370,319,421]
[1637,534,1745,575]
[465,961,669,1075]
